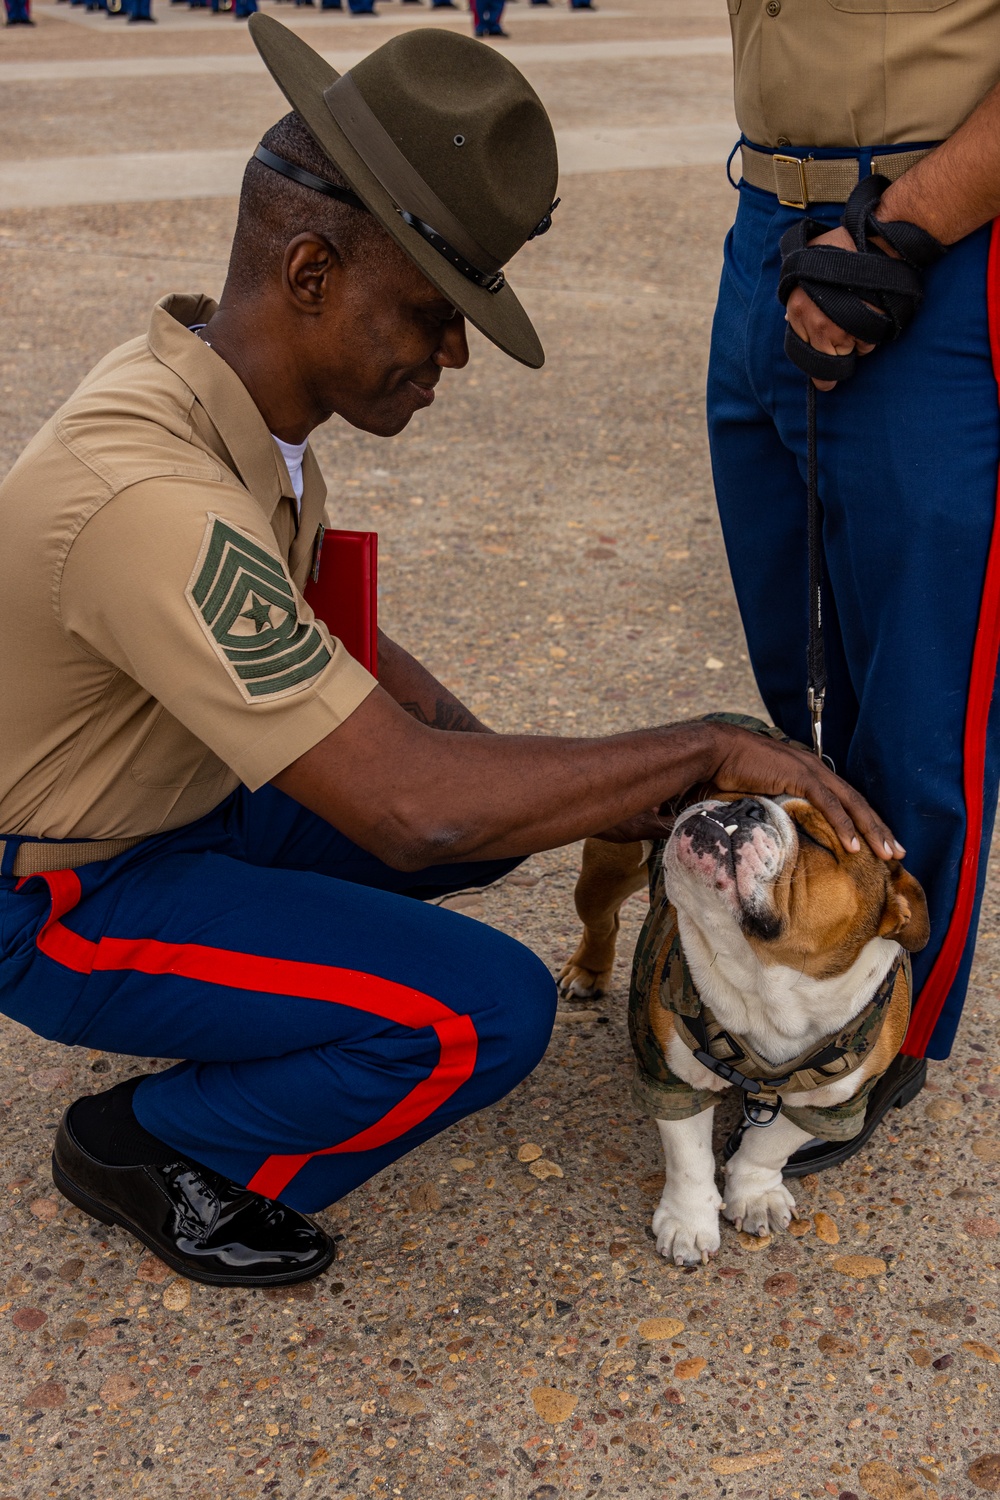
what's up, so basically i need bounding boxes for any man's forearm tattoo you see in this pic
[400,699,488,733]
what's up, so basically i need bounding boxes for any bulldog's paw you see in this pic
[723,1180,797,1238]
[652,1200,721,1266]
[557,954,612,1000]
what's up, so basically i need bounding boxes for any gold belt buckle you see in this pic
[773,153,810,210]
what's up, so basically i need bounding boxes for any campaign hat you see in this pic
[248,14,559,368]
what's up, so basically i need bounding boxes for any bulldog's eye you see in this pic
[795,823,836,858]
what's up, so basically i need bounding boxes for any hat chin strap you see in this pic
[254,140,507,296]
[398,212,506,294]
[253,146,368,211]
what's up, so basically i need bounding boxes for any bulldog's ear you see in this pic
[878,865,930,952]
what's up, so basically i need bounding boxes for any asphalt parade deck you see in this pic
[0,2,998,1497]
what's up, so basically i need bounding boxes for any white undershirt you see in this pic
[189,323,306,515]
[271,434,307,512]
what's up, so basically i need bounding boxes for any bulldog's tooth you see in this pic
[724,824,738,836]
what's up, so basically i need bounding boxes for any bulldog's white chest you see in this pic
[671,902,900,1068]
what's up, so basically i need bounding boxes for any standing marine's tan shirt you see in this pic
[729,0,1000,150]
[0,293,376,841]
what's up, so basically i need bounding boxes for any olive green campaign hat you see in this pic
[248,14,559,368]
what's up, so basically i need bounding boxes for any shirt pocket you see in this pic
[825,0,957,10]
[727,0,741,11]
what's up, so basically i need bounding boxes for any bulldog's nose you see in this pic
[725,797,768,824]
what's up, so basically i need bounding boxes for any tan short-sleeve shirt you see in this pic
[0,293,376,840]
[729,0,1000,149]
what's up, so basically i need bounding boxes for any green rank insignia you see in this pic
[187,513,331,702]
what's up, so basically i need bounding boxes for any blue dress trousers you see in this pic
[707,144,1000,1060]
[0,786,555,1212]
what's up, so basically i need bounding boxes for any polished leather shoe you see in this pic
[52,1108,334,1288]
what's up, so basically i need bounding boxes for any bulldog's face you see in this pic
[663,794,929,978]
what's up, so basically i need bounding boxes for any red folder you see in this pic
[304,527,378,677]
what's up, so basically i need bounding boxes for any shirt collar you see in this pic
[146,294,295,524]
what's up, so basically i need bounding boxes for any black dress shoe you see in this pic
[52,1108,334,1288]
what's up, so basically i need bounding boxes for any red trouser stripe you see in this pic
[22,869,479,1199]
[903,217,1000,1057]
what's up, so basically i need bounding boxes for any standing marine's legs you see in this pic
[709,175,1000,1072]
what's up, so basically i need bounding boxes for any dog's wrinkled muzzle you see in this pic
[668,797,792,927]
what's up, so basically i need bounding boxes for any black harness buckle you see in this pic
[693,1043,788,1132]
[693,1048,756,1092]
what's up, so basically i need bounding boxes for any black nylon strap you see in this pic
[783,327,855,382]
[778,174,946,372]
[842,172,946,271]
[806,378,827,762]
[778,219,924,353]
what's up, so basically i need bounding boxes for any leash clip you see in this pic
[808,684,825,760]
[808,685,836,772]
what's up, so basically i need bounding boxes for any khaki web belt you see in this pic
[740,145,932,210]
[0,836,146,878]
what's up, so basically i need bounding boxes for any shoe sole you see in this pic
[51,1155,335,1289]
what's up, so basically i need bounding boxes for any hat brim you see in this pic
[248,13,545,369]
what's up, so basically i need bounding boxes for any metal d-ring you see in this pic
[742,1092,784,1129]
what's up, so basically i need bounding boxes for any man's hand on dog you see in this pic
[705,722,904,859]
[596,722,903,861]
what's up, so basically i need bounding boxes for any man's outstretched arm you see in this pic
[273,684,902,871]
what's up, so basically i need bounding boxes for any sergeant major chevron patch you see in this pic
[186,513,331,702]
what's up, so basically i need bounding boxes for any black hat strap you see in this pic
[255,142,508,297]
[399,213,505,294]
[254,141,507,296]
[253,146,369,212]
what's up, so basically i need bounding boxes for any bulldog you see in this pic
[559,792,928,1265]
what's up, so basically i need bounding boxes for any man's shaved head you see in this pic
[228,110,397,294]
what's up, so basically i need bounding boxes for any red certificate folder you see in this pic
[304,526,378,677]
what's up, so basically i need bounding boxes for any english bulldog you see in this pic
[559,793,928,1265]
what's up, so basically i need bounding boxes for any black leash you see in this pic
[805,379,827,763]
[778,174,946,765]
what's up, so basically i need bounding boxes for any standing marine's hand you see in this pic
[784,225,877,390]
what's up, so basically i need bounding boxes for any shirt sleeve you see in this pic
[59,475,377,790]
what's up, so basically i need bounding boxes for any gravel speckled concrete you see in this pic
[1,4,998,1497]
